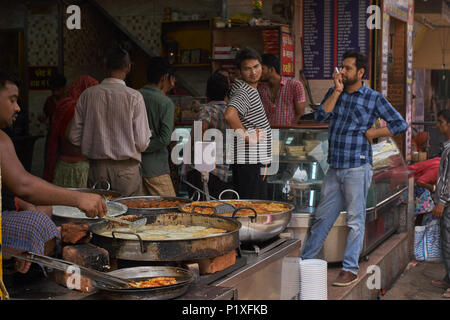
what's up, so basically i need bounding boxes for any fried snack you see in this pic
[129,277,177,288]
[118,198,190,209]
[181,201,291,216]
[99,224,227,240]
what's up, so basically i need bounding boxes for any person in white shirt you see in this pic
[69,48,152,196]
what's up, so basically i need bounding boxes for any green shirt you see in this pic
[138,85,175,178]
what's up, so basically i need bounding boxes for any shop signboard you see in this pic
[404,0,414,159]
[302,0,371,80]
[28,66,58,90]
[281,32,295,77]
[385,0,409,22]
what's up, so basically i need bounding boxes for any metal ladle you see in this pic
[102,215,147,232]
[100,195,147,231]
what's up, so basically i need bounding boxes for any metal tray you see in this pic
[52,200,128,224]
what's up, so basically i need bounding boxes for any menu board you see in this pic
[281,32,295,77]
[302,0,371,79]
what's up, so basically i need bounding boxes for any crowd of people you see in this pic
[1,45,449,299]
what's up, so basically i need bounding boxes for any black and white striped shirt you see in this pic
[227,80,272,164]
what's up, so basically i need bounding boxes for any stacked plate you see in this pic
[300,259,327,300]
[280,257,301,300]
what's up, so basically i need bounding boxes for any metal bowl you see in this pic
[112,196,191,215]
[52,200,128,225]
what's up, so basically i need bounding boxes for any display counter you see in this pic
[269,123,409,262]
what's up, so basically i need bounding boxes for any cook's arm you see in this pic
[0,132,106,217]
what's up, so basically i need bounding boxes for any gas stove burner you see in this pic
[240,237,290,255]
[112,256,247,287]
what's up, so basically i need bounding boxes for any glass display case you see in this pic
[267,126,408,214]
[268,125,409,262]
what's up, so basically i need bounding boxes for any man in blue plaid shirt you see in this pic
[301,51,407,287]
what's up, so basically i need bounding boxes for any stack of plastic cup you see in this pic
[280,257,301,300]
[299,259,327,300]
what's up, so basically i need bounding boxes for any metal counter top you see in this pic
[4,238,300,300]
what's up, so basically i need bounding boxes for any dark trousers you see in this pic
[232,164,268,200]
[186,170,233,201]
[442,207,450,283]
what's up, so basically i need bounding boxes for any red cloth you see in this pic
[43,76,98,182]
[412,131,429,152]
[408,157,441,185]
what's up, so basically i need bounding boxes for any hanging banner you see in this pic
[405,0,415,159]
[386,0,409,22]
[281,32,295,77]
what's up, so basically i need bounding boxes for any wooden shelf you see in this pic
[173,63,211,68]
[213,24,289,32]
[162,19,211,25]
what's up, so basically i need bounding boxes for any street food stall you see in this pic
[2,119,408,301]
[174,121,409,263]
[5,193,301,300]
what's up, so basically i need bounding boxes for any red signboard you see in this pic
[281,32,294,77]
[28,66,58,90]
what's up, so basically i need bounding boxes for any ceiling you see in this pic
[415,0,450,28]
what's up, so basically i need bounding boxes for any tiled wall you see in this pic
[115,15,161,55]
[96,0,222,55]
[0,1,26,29]
[27,5,60,177]
[63,3,118,85]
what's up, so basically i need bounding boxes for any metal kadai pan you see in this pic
[93,266,195,300]
[89,212,241,261]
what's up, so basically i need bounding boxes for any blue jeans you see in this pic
[301,163,373,275]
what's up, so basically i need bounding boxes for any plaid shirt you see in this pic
[257,76,306,125]
[196,101,230,182]
[315,82,407,169]
[2,210,60,255]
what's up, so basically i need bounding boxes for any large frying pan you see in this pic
[90,212,241,261]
